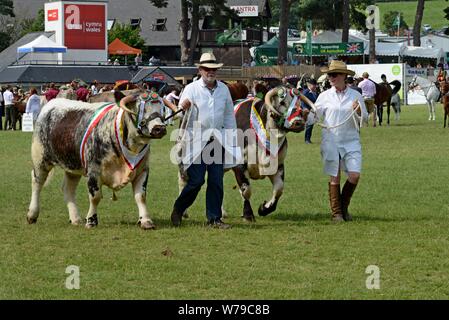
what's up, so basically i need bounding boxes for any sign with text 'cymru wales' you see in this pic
[64,4,105,50]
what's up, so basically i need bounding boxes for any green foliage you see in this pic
[108,22,145,48]
[0,31,11,52]
[2,105,449,299]
[383,11,408,35]
[0,0,14,17]
[19,9,45,37]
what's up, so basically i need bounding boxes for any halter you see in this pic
[135,92,163,130]
[274,88,302,129]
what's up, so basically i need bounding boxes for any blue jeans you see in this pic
[305,124,314,142]
[174,148,224,222]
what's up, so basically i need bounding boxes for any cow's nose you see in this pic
[151,125,166,137]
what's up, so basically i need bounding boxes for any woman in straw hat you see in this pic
[312,60,368,222]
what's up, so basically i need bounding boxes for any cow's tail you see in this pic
[390,80,402,95]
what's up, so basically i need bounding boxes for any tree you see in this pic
[19,8,45,38]
[413,0,425,46]
[342,0,350,42]
[108,22,145,48]
[149,0,237,66]
[277,0,293,65]
[0,0,14,17]
[383,11,408,36]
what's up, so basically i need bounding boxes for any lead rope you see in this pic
[309,100,363,131]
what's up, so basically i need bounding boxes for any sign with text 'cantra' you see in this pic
[64,4,105,50]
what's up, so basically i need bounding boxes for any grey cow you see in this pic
[27,91,167,229]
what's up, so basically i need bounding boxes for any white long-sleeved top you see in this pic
[313,86,368,162]
[3,90,14,105]
[178,78,241,169]
[25,94,41,120]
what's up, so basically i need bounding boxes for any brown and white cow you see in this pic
[230,86,313,221]
[27,91,167,229]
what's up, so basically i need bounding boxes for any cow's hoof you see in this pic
[242,214,256,223]
[85,214,98,229]
[139,221,156,230]
[27,216,37,224]
[182,211,189,219]
[258,201,277,217]
[69,219,83,226]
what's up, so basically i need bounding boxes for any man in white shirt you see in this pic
[171,53,240,229]
[313,60,368,222]
[3,86,15,130]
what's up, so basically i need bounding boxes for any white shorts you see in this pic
[324,150,362,177]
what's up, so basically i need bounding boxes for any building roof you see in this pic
[0,32,55,73]
[0,65,141,85]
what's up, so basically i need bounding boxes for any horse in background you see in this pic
[439,80,449,128]
[372,80,401,125]
[408,75,440,121]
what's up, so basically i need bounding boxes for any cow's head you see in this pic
[264,86,312,133]
[117,91,167,140]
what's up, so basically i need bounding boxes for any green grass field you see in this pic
[1,104,449,299]
[376,0,448,31]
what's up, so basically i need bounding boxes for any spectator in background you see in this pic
[302,78,318,144]
[250,59,256,67]
[135,53,142,66]
[0,86,3,130]
[25,87,41,124]
[347,76,362,94]
[3,86,15,130]
[90,80,99,95]
[113,58,120,65]
[163,87,180,126]
[44,83,59,102]
[76,83,89,102]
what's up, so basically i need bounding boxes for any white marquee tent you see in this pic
[399,46,444,61]
[17,35,67,54]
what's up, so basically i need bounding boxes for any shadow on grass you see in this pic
[271,211,414,223]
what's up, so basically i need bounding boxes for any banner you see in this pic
[64,4,106,50]
[216,26,242,45]
[294,42,364,56]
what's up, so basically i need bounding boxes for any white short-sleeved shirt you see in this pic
[178,78,241,169]
[3,90,14,106]
[313,86,368,172]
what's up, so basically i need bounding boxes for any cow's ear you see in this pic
[114,91,125,103]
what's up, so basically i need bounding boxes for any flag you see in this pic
[216,26,242,45]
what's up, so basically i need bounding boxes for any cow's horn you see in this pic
[264,88,282,116]
[298,92,317,112]
[119,95,138,115]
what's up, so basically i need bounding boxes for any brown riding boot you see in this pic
[328,183,344,222]
[341,180,357,221]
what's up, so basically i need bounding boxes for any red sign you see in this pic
[47,9,59,21]
[64,4,105,50]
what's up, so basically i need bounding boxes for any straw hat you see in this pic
[195,52,223,69]
[320,60,355,76]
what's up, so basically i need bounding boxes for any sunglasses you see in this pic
[328,73,343,78]
[201,67,218,72]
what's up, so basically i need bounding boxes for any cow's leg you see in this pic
[85,173,102,228]
[387,101,390,125]
[232,165,255,222]
[132,169,155,230]
[377,105,383,126]
[62,172,82,225]
[27,166,52,224]
[177,169,190,218]
[258,164,284,217]
[27,138,52,224]
[427,101,432,120]
[431,100,436,121]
